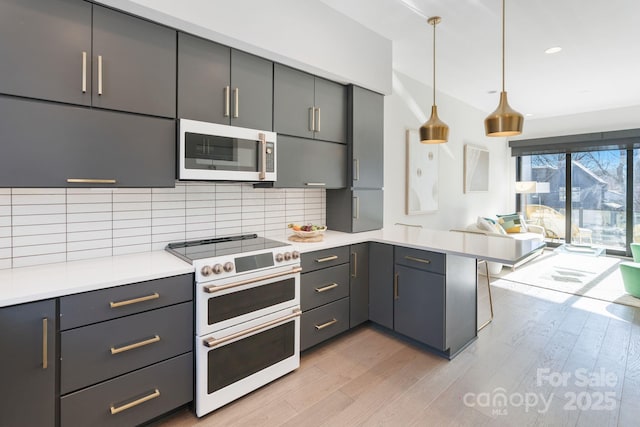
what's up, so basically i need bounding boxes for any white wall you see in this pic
[384,71,513,231]
[96,0,392,95]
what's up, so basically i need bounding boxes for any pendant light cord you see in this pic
[502,0,505,92]
[432,18,436,106]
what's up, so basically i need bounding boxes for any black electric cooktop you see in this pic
[165,234,289,262]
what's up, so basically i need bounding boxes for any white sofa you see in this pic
[452,216,546,274]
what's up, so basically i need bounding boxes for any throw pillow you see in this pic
[477,216,506,235]
[496,213,524,233]
[519,214,529,232]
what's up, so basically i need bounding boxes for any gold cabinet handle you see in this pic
[205,308,301,348]
[305,182,326,187]
[394,273,399,300]
[81,51,87,93]
[315,283,338,293]
[110,292,159,308]
[233,87,239,118]
[42,318,48,370]
[98,55,103,95]
[404,255,431,264]
[224,86,230,117]
[204,267,302,293]
[315,318,337,330]
[353,196,360,219]
[67,178,116,184]
[309,107,315,131]
[353,158,360,181]
[351,252,357,278]
[110,389,160,415]
[315,107,321,132]
[315,255,338,263]
[111,335,160,355]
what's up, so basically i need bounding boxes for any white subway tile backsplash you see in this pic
[0,184,326,270]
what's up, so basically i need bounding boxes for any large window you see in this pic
[511,129,640,257]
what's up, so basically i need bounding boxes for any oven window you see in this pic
[208,321,295,394]
[184,132,258,171]
[208,278,295,325]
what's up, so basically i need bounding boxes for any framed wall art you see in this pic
[464,144,489,193]
[405,129,439,214]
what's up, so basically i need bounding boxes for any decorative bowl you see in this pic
[291,226,327,238]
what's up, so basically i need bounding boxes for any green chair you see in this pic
[620,262,640,298]
[631,243,640,262]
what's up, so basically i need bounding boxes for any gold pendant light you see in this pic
[420,16,449,144]
[484,0,524,137]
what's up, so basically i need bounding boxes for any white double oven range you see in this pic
[166,234,301,417]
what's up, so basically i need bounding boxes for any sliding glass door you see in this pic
[634,149,640,244]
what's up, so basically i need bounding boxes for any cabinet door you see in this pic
[369,242,394,329]
[350,243,369,327]
[275,135,346,189]
[351,86,384,188]
[273,64,315,139]
[353,189,383,232]
[231,49,273,130]
[178,32,230,124]
[0,300,56,427]
[0,0,92,106]
[394,265,445,350]
[92,5,176,118]
[314,77,347,144]
[0,96,175,187]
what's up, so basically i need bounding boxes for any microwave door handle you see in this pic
[258,132,266,180]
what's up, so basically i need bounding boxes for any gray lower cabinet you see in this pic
[326,189,383,232]
[274,64,347,144]
[0,0,176,118]
[178,33,273,130]
[300,247,351,350]
[0,96,175,187]
[61,353,192,427]
[349,243,369,327]
[0,299,56,427]
[368,242,394,329]
[274,135,346,189]
[59,274,194,427]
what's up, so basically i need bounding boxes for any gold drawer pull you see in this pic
[111,335,160,355]
[315,255,338,263]
[42,318,48,370]
[315,318,338,330]
[315,283,339,293]
[110,292,159,308]
[110,389,160,415]
[404,255,431,264]
[67,178,117,184]
[394,273,399,300]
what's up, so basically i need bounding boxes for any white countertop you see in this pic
[0,226,543,307]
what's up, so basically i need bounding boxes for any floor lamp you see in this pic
[515,181,550,220]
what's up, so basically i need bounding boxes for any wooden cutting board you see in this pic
[288,235,324,243]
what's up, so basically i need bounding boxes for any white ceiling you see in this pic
[320,0,640,120]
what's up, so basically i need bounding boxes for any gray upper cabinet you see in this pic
[0,96,175,187]
[274,64,347,144]
[0,0,176,118]
[0,0,92,106]
[178,33,273,130]
[351,86,384,189]
[91,5,176,118]
[274,135,346,189]
[0,300,56,427]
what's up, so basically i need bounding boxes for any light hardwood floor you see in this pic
[153,277,640,427]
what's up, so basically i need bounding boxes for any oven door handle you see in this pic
[204,308,302,348]
[203,266,302,293]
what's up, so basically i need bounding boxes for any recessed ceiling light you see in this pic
[487,90,497,94]
[545,46,562,54]
[525,113,534,117]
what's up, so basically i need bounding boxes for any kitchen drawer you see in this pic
[301,297,349,351]
[60,352,192,427]
[394,247,445,275]
[301,263,350,311]
[61,302,192,394]
[60,274,193,330]
[301,246,350,273]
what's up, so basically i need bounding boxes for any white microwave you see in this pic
[178,119,277,182]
